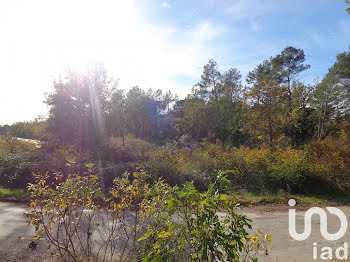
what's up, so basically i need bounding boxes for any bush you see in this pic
[26,171,146,262]
[139,170,269,261]
[305,131,350,191]
[25,170,269,261]
[148,139,350,194]
[0,136,38,188]
[35,142,141,189]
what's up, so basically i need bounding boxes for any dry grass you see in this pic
[110,135,159,158]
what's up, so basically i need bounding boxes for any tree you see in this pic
[312,77,343,141]
[6,118,47,140]
[219,68,245,143]
[346,0,350,14]
[246,80,287,146]
[221,68,242,102]
[328,47,350,82]
[324,47,350,116]
[271,46,310,112]
[0,125,10,135]
[124,87,177,139]
[309,48,350,141]
[181,96,208,139]
[45,65,117,149]
[190,60,246,142]
[192,59,224,139]
[106,89,126,145]
[247,47,311,146]
[192,59,222,101]
[247,60,275,87]
[291,82,317,145]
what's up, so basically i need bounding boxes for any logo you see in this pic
[288,199,347,241]
[288,199,348,260]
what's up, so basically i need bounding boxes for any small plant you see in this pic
[139,170,270,261]
[25,169,148,262]
[26,171,104,261]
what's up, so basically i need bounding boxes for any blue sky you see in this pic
[143,0,350,84]
[0,0,349,124]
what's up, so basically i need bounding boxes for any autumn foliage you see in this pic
[148,125,350,193]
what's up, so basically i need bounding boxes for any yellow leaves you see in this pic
[219,194,229,201]
[157,231,173,239]
[59,203,67,210]
[306,132,350,177]
[55,173,64,181]
[30,200,37,208]
[85,162,94,169]
[33,234,42,241]
[137,235,147,242]
[250,235,259,241]
[87,195,92,203]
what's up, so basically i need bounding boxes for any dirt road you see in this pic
[237,205,350,261]
[1,201,350,262]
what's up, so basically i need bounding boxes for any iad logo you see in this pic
[288,199,349,260]
[288,199,347,241]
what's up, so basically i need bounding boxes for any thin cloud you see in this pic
[190,21,232,42]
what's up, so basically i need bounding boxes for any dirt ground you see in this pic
[1,201,350,262]
[0,202,51,262]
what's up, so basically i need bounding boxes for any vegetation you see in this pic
[0,117,46,140]
[0,2,347,262]
[148,126,350,194]
[0,43,349,262]
[0,136,38,188]
[0,45,349,202]
[0,187,27,201]
[3,46,348,149]
[2,47,348,150]
[25,170,270,261]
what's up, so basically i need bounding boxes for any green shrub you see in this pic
[139,170,269,261]
[0,136,37,188]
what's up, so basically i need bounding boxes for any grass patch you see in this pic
[236,191,350,207]
[0,187,28,201]
[1,184,349,206]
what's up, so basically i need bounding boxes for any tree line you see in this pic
[1,46,349,150]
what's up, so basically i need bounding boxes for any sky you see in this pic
[0,0,349,125]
